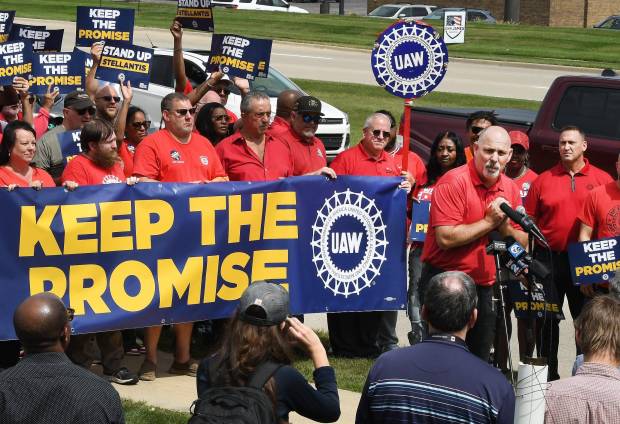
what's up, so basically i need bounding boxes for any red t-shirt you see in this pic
[133,130,226,183]
[330,143,399,177]
[226,109,238,124]
[512,168,538,201]
[578,181,620,240]
[266,116,291,139]
[275,127,327,176]
[421,161,522,286]
[215,132,294,181]
[525,160,613,252]
[61,154,125,185]
[0,166,55,187]
[118,139,138,178]
[393,149,427,187]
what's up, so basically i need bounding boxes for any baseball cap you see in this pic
[238,281,289,327]
[294,96,324,116]
[509,130,529,150]
[64,91,95,110]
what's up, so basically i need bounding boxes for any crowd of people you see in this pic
[1,18,620,424]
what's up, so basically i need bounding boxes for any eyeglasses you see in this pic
[301,114,321,124]
[75,107,96,116]
[169,108,197,117]
[471,125,486,135]
[214,87,231,96]
[131,120,151,129]
[67,307,75,322]
[370,129,391,139]
[97,95,121,103]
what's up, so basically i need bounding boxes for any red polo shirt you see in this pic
[275,127,327,176]
[421,161,522,286]
[512,168,538,201]
[133,129,226,183]
[266,116,291,138]
[118,139,138,177]
[578,181,620,240]
[330,143,398,176]
[393,149,428,187]
[0,166,55,187]
[215,132,294,181]
[525,160,612,252]
[61,154,125,185]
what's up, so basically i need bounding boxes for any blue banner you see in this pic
[95,42,153,89]
[0,11,15,43]
[29,52,84,94]
[0,176,407,340]
[409,200,430,242]
[57,129,83,164]
[0,40,33,86]
[9,24,63,52]
[209,34,271,80]
[76,6,134,47]
[568,236,620,285]
[176,0,214,32]
[507,280,564,320]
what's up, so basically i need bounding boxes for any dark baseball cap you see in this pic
[238,281,289,327]
[64,91,95,110]
[294,95,324,116]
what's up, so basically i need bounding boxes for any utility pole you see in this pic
[504,0,520,23]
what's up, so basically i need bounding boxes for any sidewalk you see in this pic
[94,350,361,423]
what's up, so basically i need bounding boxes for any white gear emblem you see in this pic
[311,189,388,297]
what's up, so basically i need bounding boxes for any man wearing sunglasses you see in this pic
[0,293,124,423]
[32,91,96,185]
[464,111,498,162]
[327,112,412,358]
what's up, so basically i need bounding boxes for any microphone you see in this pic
[501,236,551,280]
[499,203,548,246]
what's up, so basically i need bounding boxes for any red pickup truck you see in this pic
[410,74,620,175]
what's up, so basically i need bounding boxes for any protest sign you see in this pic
[569,236,620,285]
[95,42,153,89]
[0,11,15,43]
[56,129,83,164]
[444,10,466,44]
[0,176,407,340]
[176,0,214,32]
[209,34,271,80]
[76,6,134,47]
[0,40,33,86]
[508,279,564,320]
[9,24,63,52]
[409,200,430,242]
[30,52,84,94]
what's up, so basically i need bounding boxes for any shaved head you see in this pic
[14,293,70,353]
[276,89,302,120]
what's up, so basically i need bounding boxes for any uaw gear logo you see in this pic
[445,15,465,39]
[371,21,448,99]
[102,175,122,184]
[311,189,388,298]
[170,150,181,162]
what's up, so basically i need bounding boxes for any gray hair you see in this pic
[240,91,270,114]
[363,112,391,129]
[424,271,477,332]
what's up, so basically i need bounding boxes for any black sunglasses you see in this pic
[170,107,197,116]
[97,95,121,103]
[214,87,231,96]
[371,129,391,139]
[301,114,321,124]
[131,120,151,129]
[471,125,486,135]
[76,107,96,116]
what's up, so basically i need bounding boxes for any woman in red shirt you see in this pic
[119,106,150,177]
[0,120,55,190]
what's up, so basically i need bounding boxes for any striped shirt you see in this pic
[356,336,514,423]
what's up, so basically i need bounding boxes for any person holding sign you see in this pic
[525,125,613,381]
[0,121,54,189]
[577,152,620,297]
[0,77,57,139]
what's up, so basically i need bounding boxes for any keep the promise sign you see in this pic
[9,24,64,53]
[76,6,134,47]
[0,40,33,86]
[209,34,271,80]
[0,11,15,43]
[95,42,153,89]
[176,0,214,32]
[29,52,84,95]
[569,236,620,285]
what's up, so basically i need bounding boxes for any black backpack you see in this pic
[188,360,282,424]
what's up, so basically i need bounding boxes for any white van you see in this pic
[211,0,309,14]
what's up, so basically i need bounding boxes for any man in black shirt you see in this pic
[0,293,125,424]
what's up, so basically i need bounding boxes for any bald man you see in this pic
[420,126,527,361]
[0,293,124,423]
[268,89,302,138]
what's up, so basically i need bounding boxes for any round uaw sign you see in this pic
[311,189,388,298]
[371,21,448,98]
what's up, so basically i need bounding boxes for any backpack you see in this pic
[188,360,282,424]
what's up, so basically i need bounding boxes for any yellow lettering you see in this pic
[19,205,61,257]
[61,204,98,255]
[69,264,111,315]
[218,252,250,300]
[228,194,263,243]
[109,261,155,312]
[263,192,298,240]
[29,267,67,297]
[135,200,174,249]
[203,255,220,303]
[100,201,134,252]
[158,257,203,308]
[251,249,288,281]
[189,196,226,246]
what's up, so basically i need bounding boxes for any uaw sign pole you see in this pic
[371,21,448,172]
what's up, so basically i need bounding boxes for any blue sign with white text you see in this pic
[76,6,134,47]
[30,52,84,94]
[569,236,620,285]
[409,200,430,242]
[209,34,271,80]
[0,40,33,86]
[9,24,63,52]
[57,129,83,165]
[176,0,215,32]
[0,11,15,43]
[95,42,153,89]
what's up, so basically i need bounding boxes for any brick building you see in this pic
[367,0,619,27]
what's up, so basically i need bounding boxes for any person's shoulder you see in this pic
[588,163,613,181]
[36,125,63,144]
[217,132,243,149]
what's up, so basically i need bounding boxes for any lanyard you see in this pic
[425,333,468,349]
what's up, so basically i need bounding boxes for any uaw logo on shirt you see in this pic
[170,150,183,163]
[316,148,323,159]
[199,155,209,166]
[311,189,388,298]
[102,175,122,184]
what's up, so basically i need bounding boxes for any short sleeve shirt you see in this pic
[578,181,620,240]
[61,154,125,185]
[330,143,399,177]
[394,149,427,187]
[512,168,538,201]
[118,139,137,178]
[215,132,294,181]
[275,127,327,176]
[0,166,55,188]
[133,129,226,183]
[267,116,291,139]
[421,161,522,286]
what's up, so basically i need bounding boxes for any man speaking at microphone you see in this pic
[420,126,527,361]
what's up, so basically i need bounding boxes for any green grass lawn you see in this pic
[123,399,189,424]
[8,0,620,69]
